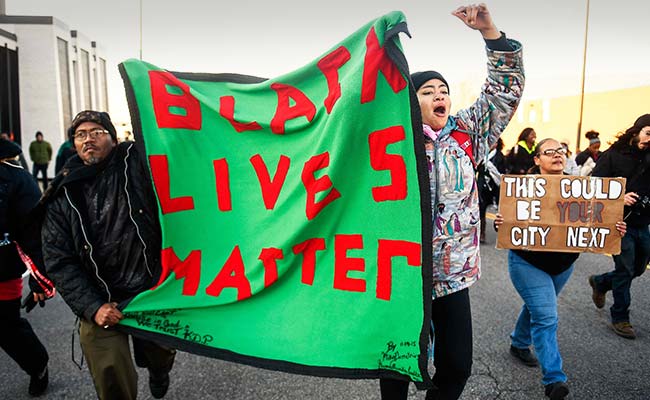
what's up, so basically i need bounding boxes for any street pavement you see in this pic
[1,222,649,399]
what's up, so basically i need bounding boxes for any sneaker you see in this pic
[612,321,636,339]
[149,371,170,399]
[544,381,569,399]
[509,345,538,367]
[588,275,605,309]
[28,366,48,397]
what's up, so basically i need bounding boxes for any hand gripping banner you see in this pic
[119,11,433,386]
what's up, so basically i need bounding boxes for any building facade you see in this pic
[0,14,108,177]
[501,85,650,154]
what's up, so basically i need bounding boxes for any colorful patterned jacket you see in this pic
[424,39,524,299]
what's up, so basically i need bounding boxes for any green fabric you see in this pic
[29,141,52,164]
[119,11,431,384]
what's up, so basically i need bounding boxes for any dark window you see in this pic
[0,45,21,145]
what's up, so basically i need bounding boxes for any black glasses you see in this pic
[73,128,108,141]
[539,147,567,157]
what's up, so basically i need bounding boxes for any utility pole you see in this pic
[576,0,590,153]
[139,0,143,60]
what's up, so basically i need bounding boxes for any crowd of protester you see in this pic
[1,3,648,400]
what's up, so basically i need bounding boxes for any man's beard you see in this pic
[86,156,101,165]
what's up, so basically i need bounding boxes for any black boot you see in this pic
[425,385,440,400]
[544,381,569,399]
[28,366,48,397]
[149,370,170,399]
[509,345,539,367]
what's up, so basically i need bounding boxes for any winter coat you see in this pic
[41,142,162,321]
[506,141,535,174]
[478,150,506,207]
[0,159,44,299]
[575,148,601,166]
[54,141,77,174]
[425,39,524,298]
[592,143,650,227]
[29,140,52,165]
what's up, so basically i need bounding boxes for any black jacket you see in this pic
[0,160,44,282]
[575,149,602,166]
[506,143,535,174]
[592,143,650,227]
[41,142,162,321]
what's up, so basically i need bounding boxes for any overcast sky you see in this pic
[7,0,650,122]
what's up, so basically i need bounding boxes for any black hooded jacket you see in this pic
[0,159,44,283]
[592,143,650,227]
[41,142,162,321]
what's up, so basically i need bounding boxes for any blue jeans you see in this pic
[592,225,650,323]
[508,251,574,386]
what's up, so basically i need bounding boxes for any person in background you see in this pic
[495,138,626,400]
[560,141,579,175]
[506,127,536,174]
[41,110,176,400]
[28,131,52,191]
[478,137,507,243]
[379,4,524,399]
[588,114,650,339]
[1,132,29,170]
[575,130,601,176]
[0,138,50,397]
[54,128,77,175]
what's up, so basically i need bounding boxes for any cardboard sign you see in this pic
[496,174,625,254]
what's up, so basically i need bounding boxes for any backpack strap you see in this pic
[449,122,476,168]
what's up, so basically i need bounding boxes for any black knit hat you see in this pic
[411,71,449,93]
[70,110,117,142]
[633,114,650,130]
[0,138,21,159]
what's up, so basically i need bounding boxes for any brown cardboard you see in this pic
[496,175,626,255]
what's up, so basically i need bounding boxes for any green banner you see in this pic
[118,11,432,384]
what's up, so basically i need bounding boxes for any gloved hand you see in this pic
[28,274,45,294]
[21,291,45,313]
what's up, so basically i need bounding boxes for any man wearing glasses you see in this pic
[40,110,176,399]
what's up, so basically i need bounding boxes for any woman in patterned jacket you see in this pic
[379,3,524,400]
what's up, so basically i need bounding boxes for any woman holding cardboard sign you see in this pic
[494,138,626,400]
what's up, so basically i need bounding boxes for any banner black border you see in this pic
[385,21,434,390]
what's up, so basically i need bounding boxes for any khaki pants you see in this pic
[80,319,176,400]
